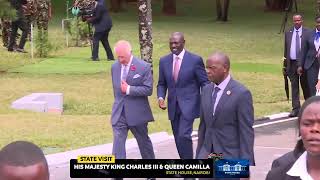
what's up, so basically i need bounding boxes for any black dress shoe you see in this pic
[147,178,156,180]
[16,48,27,53]
[288,110,299,117]
[112,178,123,180]
[91,57,100,61]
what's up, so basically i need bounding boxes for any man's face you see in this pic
[316,18,320,31]
[300,103,320,157]
[0,163,49,180]
[169,35,185,55]
[115,48,131,65]
[205,57,227,84]
[293,15,303,29]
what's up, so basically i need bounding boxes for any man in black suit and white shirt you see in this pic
[284,14,310,117]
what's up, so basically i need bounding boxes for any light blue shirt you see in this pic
[213,74,231,115]
[290,27,302,60]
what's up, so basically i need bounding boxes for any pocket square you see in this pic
[133,74,141,79]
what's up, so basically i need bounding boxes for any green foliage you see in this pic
[35,29,51,57]
[0,0,16,19]
[67,17,92,47]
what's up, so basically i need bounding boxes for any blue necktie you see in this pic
[212,86,221,115]
[122,65,128,81]
[315,32,320,42]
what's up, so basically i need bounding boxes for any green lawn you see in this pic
[1,0,314,153]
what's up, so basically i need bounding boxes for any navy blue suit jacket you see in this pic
[88,2,112,32]
[157,51,209,121]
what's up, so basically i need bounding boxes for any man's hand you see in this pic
[158,99,167,110]
[121,80,128,94]
[282,67,287,76]
[297,67,303,76]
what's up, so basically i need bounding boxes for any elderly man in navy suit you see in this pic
[157,32,209,159]
[196,52,255,180]
[111,40,155,162]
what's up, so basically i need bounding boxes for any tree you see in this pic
[265,0,289,11]
[216,0,230,22]
[162,0,176,15]
[0,0,16,19]
[137,0,153,66]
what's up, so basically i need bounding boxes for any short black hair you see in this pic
[0,141,48,172]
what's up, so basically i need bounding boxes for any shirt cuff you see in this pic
[126,85,130,95]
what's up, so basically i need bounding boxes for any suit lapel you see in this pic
[212,79,236,122]
[114,62,121,88]
[176,51,188,84]
[167,54,175,85]
[126,57,137,83]
[288,28,293,47]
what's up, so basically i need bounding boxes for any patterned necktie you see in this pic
[122,65,128,81]
[212,86,221,115]
[295,30,300,59]
[173,56,180,82]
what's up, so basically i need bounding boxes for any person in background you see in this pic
[266,96,320,180]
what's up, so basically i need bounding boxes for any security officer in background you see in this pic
[86,0,114,61]
[8,0,28,53]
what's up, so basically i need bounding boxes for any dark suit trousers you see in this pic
[92,29,114,60]
[112,109,155,159]
[171,103,194,159]
[306,60,319,97]
[8,19,27,50]
[300,72,310,100]
[288,61,301,111]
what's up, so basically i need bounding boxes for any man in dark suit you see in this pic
[298,15,320,97]
[157,32,209,159]
[284,14,310,117]
[196,52,255,176]
[111,40,155,162]
[8,0,28,53]
[86,0,114,61]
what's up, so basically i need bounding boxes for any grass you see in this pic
[0,0,312,153]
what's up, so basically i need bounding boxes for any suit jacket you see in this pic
[157,51,209,121]
[88,2,112,32]
[298,28,319,70]
[111,57,154,126]
[196,79,255,166]
[284,27,309,71]
[266,150,304,180]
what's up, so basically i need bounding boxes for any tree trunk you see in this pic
[265,0,289,11]
[137,0,153,66]
[110,0,121,12]
[162,0,176,15]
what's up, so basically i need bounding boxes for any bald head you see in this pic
[0,141,49,180]
[169,32,185,55]
[206,52,230,84]
[114,40,132,65]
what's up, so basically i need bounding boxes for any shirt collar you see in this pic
[173,49,186,60]
[294,26,302,32]
[214,74,231,91]
[287,151,314,180]
[122,56,133,68]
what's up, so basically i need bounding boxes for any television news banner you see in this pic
[70,153,250,178]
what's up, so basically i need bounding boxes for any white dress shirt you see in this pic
[121,56,133,95]
[290,26,302,60]
[212,74,231,115]
[286,151,314,180]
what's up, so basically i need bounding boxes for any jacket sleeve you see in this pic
[157,59,167,99]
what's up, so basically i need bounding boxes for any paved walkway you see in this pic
[48,115,297,180]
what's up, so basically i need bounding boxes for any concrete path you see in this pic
[47,113,297,180]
